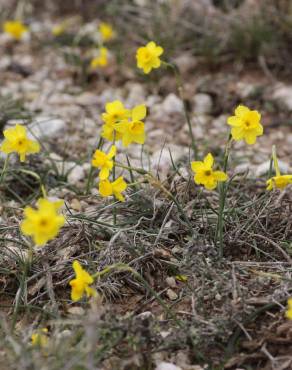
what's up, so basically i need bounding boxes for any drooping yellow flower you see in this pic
[31,328,49,347]
[20,198,65,246]
[136,41,164,74]
[92,145,116,180]
[0,124,40,162]
[3,20,28,40]
[99,176,127,202]
[227,105,263,145]
[90,47,108,68]
[115,104,146,147]
[266,145,292,191]
[285,298,292,320]
[69,260,96,302]
[267,175,292,191]
[99,22,115,42]
[191,153,228,190]
[101,101,130,141]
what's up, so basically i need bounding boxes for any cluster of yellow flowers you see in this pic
[90,22,115,70]
[1,24,292,318]
[90,100,147,201]
[0,124,65,247]
[191,104,264,190]
[51,20,115,70]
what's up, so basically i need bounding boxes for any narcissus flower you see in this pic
[285,298,292,320]
[90,47,108,68]
[99,176,127,202]
[115,104,146,147]
[101,101,130,141]
[52,23,66,36]
[20,198,65,246]
[0,124,40,162]
[191,153,228,190]
[99,22,115,42]
[267,175,292,191]
[31,328,49,347]
[3,20,28,40]
[69,260,97,302]
[136,41,164,74]
[266,145,292,190]
[227,105,263,145]
[92,145,116,180]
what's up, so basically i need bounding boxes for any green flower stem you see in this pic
[115,162,148,175]
[216,135,232,258]
[126,154,137,190]
[85,166,94,195]
[85,137,104,195]
[92,263,182,326]
[112,135,117,225]
[272,145,281,176]
[162,61,198,160]
[0,155,10,185]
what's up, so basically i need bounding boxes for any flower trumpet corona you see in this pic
[227,105,263,145]
[99,176,127,201]
[0,124,40,162]
[20,198,65,246]
[136,41,164,74]
[92,145,116,180]
[191,153,228,190]
[266,146,292,191]
[115,104,146,147]
[69,260,97,301]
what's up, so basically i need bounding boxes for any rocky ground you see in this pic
[0,6,292,370]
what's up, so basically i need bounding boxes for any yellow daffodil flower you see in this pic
[266,145,292,190]
[92,145,116,180]
[99,176,127,202]
[69,260,97,302]
[191,153,228,190]
[52,23,66,37]
[31,328,49,347]
[227,105,263,145]
[3,20,28,40]
[90,47,108,68]
[20,198,65,246]
[115,104,146,147]
[267,175,292,190]
[99,22,115,42]
[0,124,40,162]
[101,101,130,141]
[136,41,164,74]
[285,298,292,320]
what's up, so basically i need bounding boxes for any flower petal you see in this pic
[132,105,146,121]
[213,171,228,182]
[204,153,214,168]
[235,105,249,117]
[191,161,204,173]
[107,145,116,159]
